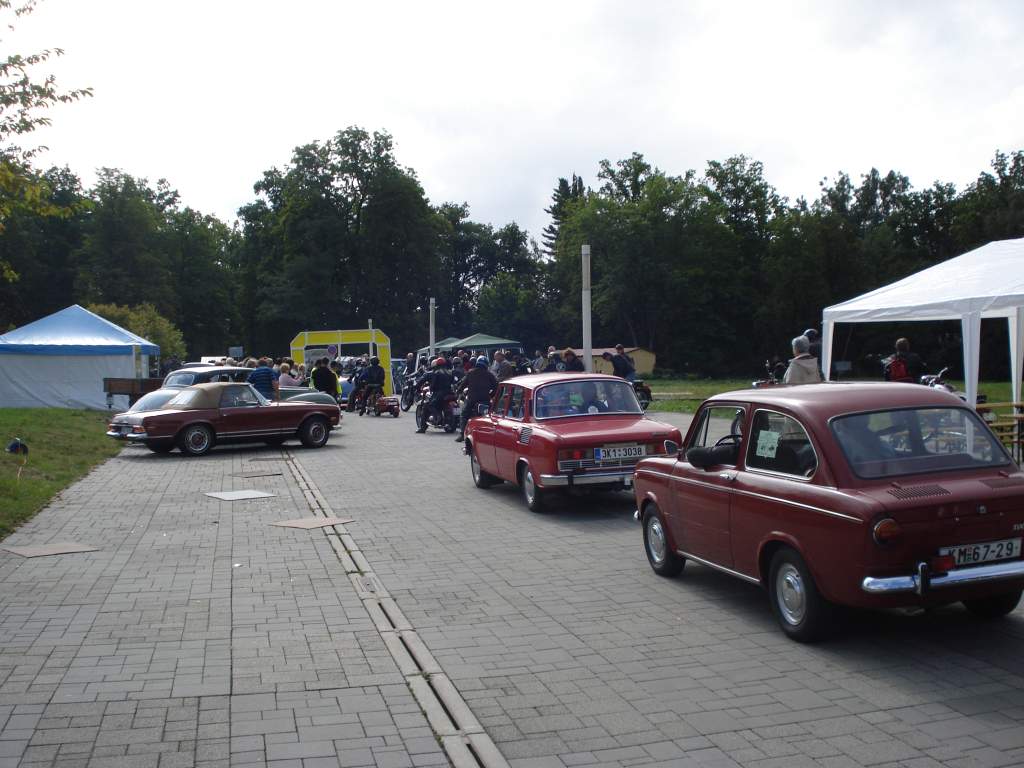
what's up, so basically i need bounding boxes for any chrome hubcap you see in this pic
[310,423,325,443]
[523,469,535,503]
[776,563,806,625]
[471,452,480,481]
[189,429,208,450]
[646,517,667,564]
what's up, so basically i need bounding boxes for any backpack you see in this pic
[885,355,912,383]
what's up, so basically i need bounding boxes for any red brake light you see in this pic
[930,554,956,573]
[873,518,902,545]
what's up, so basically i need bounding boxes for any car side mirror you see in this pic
[477,403,490,416]
[686,446,714,470]
[664,439,679,456]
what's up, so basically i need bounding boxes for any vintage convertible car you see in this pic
[465,373,682,511]
[106,382,341,455]
[634,382,1024,641]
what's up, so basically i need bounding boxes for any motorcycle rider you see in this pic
[347,359,368,412]
[455,356,498,443]
[415,357,454,433]
[360,356,387,415]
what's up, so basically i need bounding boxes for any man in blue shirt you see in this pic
[248,357,278,400]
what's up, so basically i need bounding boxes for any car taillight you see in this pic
[557,448,594,461]
[930,554,956,573]
[873,518,903,545]
[646,442,664,455]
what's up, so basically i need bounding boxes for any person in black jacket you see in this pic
[359,357,386,415]
[455,356,498,442]
[562,348,585,372]
[416,357,453,433]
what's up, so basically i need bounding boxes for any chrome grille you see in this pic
[518,427,532,445]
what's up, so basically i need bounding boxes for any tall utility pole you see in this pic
[428,298,436,359]
[368,318,374,358]
[582,244,593,372]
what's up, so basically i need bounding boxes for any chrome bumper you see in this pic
[539,470,634,488]
[106,430,147,442]
[862,559,1024,595]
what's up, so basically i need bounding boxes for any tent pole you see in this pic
[821,320,834,381]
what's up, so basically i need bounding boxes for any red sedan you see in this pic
[634,382,1024,641]
[465,373,682,511]
[107,382,341,455]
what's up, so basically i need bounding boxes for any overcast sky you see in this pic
[16,0,1024,240]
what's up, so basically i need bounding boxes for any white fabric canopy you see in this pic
[821,237,1024,408]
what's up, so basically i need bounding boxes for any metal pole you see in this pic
[582,244,593,372]
[429,298,436,359]
[368,318,374,358]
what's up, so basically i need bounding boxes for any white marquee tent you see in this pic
[0,305,159,410]
[821,237,1024,409]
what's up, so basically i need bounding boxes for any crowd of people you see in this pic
[776,328,926,386]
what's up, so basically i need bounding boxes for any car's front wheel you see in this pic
[470,444,499,488]
[299,417,330,448]
[643,505,683,577]
[963,588,1023,618]
[519,463,546,513]
[768,548,832,642]
[178,424,214,457]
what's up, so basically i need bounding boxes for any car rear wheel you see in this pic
[146,441,175,454]
[519,463,546,513]
[299,417,329,448]
[178,424,214,457]
[963,588,1023,618]
[768,548,831,642]
[643,505,683,577]
[470,444,499,488]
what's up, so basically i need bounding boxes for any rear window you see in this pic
[831,407,1010,479]
[164,372,195,387]
[165,389,206,409]
[534,379,641,419]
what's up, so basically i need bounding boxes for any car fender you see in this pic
[173,419,217,441]
[639,492,680,550]
[757,531,833,598]
[298,412,332,432]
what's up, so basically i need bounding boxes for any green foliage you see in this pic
[0,408,119,537]
[86,302,187,360]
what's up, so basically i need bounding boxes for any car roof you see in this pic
[167,366,249,376]
[706,382,967,422]
[172,382,253,410]
[499,372,626,389]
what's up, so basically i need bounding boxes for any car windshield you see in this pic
[164,372,195,387]
[164,389,208,410]
[128,390,177,412]
[534,379,642,419]
[831,407,1010,479]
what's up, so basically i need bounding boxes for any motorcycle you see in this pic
[752,359,787,388]
[920,367,987,405]
[632,379,653,410]
[414,382,460,433]
[400,370,425,412]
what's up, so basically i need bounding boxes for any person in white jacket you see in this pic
[784,335,823,384]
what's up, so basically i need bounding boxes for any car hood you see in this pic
[535,415,677,443]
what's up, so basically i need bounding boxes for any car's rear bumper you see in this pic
[862,559,1024,595]
[106,430,149,442]
[540,470,634,488]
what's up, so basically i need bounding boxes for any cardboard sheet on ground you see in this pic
[1,542,99,558]
[204,490,276,501]
[270,517,354,529]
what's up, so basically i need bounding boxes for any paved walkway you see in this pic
[2,410,1023,768]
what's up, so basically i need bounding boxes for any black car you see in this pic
[162,366,251,389]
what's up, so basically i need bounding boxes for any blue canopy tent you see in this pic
[0,305,159,409]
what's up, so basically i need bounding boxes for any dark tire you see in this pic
[391,408,399,418]
[299,417,330,448]
[400,387,415,411]
[146,441,175,454]
[470,444,499,488]
[415,405,428,432]
[637,389,652,411]
[263,437,285,447]
[963,589,1023,618]
[519,463,546,513]
[643,505,683,577]
[768,548,832,642]
[177,424,214,456]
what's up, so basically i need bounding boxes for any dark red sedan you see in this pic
[465,373,682,511]
[106,382,341,455]
[634,382,1024,641]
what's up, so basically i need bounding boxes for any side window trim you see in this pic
[744,408,819,480]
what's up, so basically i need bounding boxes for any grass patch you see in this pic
[646,378,1015,413]
[0,409,121,539]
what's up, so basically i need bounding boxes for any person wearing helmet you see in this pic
[416,357,454,433]
[454,356,498,442]
[359,355,386,415]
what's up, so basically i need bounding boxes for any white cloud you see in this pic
[17,0,1024,237]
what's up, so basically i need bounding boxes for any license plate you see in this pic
[595,444,646,461]
[940,537,1022,567]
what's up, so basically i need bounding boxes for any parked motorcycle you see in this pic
[414,382,460,433]
[920,367,987,405]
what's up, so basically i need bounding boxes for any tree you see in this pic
[87,302,186,360]
[541,174,584,255]
[0,0,91,279]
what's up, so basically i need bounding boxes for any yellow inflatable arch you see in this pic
[290,329,394,396]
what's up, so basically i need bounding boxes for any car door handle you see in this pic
[719,472,736,481]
